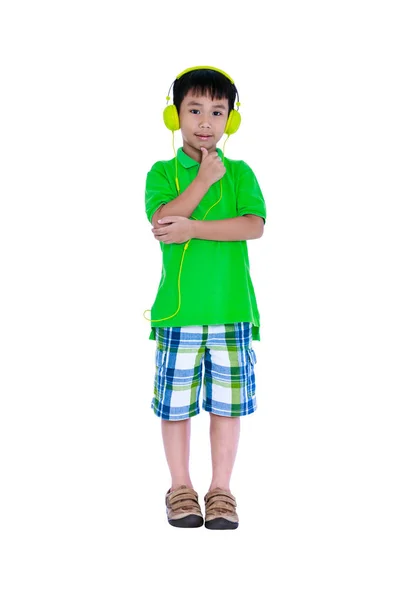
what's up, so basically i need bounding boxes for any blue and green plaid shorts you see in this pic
[152,322,257,420]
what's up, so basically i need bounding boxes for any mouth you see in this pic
[195,134,213,141]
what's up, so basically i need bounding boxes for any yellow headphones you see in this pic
[143,66,240,325]
[163,65,241,136]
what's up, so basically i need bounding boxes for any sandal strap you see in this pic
[166,486,200,513]
[205,489,236,504]
[205,489,237,515]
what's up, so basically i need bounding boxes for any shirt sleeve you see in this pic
[236,161,267,223]
[144,161,176,224]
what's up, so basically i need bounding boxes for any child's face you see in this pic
[179,90,229,156]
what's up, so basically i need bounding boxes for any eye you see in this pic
[190,109,200,114]
[213,111,223,116]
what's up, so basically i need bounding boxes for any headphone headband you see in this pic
[176,65,235,85]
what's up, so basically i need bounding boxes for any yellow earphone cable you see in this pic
[143,133,229,324]
[172,132,180,194]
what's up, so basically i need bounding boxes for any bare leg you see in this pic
[161,418,194,491]
[208,413,240,492]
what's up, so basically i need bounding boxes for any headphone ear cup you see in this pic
[163,105,180,131]
[225,109,241,135]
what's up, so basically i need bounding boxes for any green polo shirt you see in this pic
[145,147,267,341]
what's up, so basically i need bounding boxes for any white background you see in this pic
[1,1,399,598]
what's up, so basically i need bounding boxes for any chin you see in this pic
[194,137,212,144]
[194,138,218,150]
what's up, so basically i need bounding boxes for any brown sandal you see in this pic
[165,485,204,528]
[204,487,239,530]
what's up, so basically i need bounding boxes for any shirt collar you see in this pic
[177,146,224,168]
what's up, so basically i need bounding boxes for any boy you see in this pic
[144,66,266,529]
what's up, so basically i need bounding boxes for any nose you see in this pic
[199,117,211,128]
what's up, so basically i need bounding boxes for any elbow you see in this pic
[151,206,164,228]
[254,219,264,239]
[245,215,264,239]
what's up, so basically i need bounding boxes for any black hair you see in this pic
[173,69,237,115]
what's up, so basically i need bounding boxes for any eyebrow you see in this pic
[186,100,227,109]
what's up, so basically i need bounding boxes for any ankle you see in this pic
[208,482,231,493]
[171,480,193,492]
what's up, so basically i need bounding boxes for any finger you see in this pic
[200,147,208,161]
[158,217,177,224]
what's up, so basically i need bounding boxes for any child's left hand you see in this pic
[152,216,194,244]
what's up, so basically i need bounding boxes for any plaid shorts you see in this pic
[152,322,257,421]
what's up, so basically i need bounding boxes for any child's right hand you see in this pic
[197,147,226,188]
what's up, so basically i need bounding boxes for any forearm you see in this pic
[192,215,264,241]
[152,177,209,226]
